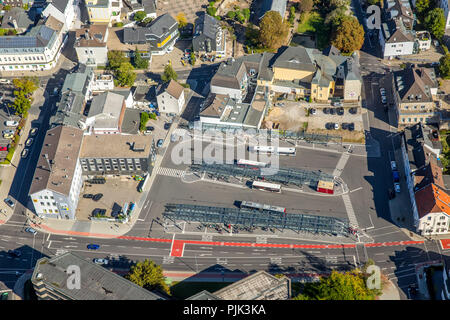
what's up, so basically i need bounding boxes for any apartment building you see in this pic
[32,252,166,300]
[74,25,109,66]
[192,12,226,58]
[0,15,65,71]
[122,0,157,20]
[42,0,75,32]
[156,79,185,114]
[393,66,439,125]
[29,126,84,220]
[85,0,122,26]
[85,91,126,134]
[123,13,178,55]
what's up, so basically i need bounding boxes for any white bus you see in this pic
[240,201,286,213]
[252,181,281,193]
[249,146,296,156]
[237,159,267,168]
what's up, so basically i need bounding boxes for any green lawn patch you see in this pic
[170,281,230,300]
[297,11,330,50]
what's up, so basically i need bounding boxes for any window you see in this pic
[53,202,56,206]
[40,202,45,206]
[408,118,411,122]
[47,202,51,206]
[428,217,432,220]
[50,196,54,199]
[440,216,446,220]
[44,196,48,199]
[43,209,47,213]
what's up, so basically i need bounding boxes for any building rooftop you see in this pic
[0,24,57,53]
[1,7,34,30]
[158,79,184,99]
[80,134,151,159]
[415,183,450,219]
[394,66,437,103]
[47,0,71,14]
[186,290,221,300]
[32,252,165,300]
[75,25,108,47]
[50,91,86,129]
[213,271,291,300]
[30,126,84,196]
[259,0,287,19]
[88,91,125,130]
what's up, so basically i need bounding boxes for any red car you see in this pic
[0,146,7,151]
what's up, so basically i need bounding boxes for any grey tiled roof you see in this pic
[1,7,34,30]
[272,46,316,72]
[0,24,57,53]
[260,0,287,19]
[32,252,166,300]
[48,0,71,14]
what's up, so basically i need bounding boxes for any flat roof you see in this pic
[80,134,151,159]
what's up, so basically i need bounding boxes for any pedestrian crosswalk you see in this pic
[56,249,68,256]
[342,194,359,228]
[332,153,350,177]
[163,256,174,264]
[156,167,185,178]
[270,257,282,265]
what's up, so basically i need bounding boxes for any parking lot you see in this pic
[76,177,142,221]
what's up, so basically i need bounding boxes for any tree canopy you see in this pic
[161,63,178,83]
[133,49,149,69]
[10,77,39,118]
[331,16,364,54]
[125,259,170,294]
[176,12,187,28]
[115,62,136,87]
[259,11,289,50]
[439,54,450,79]
[424,8,445,40]
[299,0,313,13]
[107,50,129,70]
[134,11,147,22]
[293,270,377,300]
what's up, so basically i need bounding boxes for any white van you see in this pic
[0,79,11,84]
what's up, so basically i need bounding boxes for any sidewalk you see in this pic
[378,279,401,300]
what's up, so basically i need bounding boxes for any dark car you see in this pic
[157,139,164,148]
[164,122,171,130]
[8,249,21,257]
[146,126,155,131]
[4,197,14,208]
[388,188,395,200]
[87,244,100,250]
[323,107,330,114]
[349,107,357,114]
[92,193,103,201]
[329,108,335,115]
[92,208,106,216]
[348,123,355,131]
[336,107,344,116]
[341,123,348,130]
[325,122,335,130]
[83,194,94,199]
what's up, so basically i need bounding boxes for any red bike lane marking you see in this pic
[440,239,450,250]
[170,240,185,257]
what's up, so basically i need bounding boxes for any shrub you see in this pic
[114,22,124,27]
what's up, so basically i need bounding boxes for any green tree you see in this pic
[289,6,296,25]
[367,0,381,4]
[329,0,349,9]
[331,16,365,54]
[176,12,187,28]
[125,259,170,294]
[23,3,29,10]
[134,11,147,22]
[3,5,11,11]
[293,270,377,300]
[439,54,450,79]
[142,17,153,25]
[242,8,251,22]
[415,0,431,21]
[236,12,245,23]
[259,11,290,50]
[12,77,38,97]
[424,8,445,40]
[161,63,178,83]
[10,92,31,118]
[227,10,236,19]
[325,7,347,27]
[190,52,196,65]
[206,3,217,17]
[299,0,313,13]
[133,49,149,69]
[139,112,150,131]
[115,62,136,87]
[107,50,128,69]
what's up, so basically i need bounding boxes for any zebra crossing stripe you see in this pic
[156,167,185,178]
[342,194,359,228]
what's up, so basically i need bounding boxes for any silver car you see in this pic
[93,258,109,265]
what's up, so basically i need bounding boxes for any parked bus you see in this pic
[240,200,286,213]
[249,146,296,156]
[251,181,281,193]
[237,159,267,168]
[138,173,149,192]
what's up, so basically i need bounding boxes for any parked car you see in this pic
[0,146,7,151]
[380,88,386,96]
[392,170,400,182]
[0,79,12,84]
[388,188,395,200]
[21,149,29,158]
[30,128,38,136]
[349,107,357,114]
[8,249,21,257]
[83,194,94,199]
[92,193,103,201]
[332,102,343,107]
[323,107,330,114]
[4,120,18,127]
[3,129,14,135]
[341,123,348,130]
[157,139,164,148]
[25,138,33,147]
[330,108,336,115]
[381,96,387,104]
[93,258,109,265]
[146,126,154,131]
[325,122,334,130]
[394,183,401,193]
[164,122,171,130]
[334,123,339,130]
[92,208,106,216]
[3,133,13,139]
[4,197,14,208]
[25,227,37,235]
[336,107,344,116]
[390,161,397,171]
[87,244,100,250]
[309,108,316,115]
[154,110,160,116]
[347,123,354,131]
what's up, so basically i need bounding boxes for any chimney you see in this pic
[84,30,90,40]
[12,19,18,30]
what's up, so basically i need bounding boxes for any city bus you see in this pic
[249,146,296,156]
[251,181,281,193]
[237,159,267,168]
[240,201,286,213]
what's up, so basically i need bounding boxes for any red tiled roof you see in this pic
[415,183,450,219]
